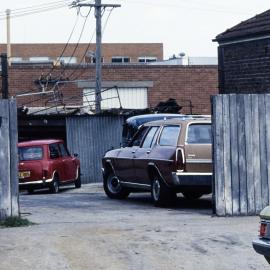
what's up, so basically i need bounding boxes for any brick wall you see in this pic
[7,64,218,114]
[0,43,163,63]
[218,38,270,94]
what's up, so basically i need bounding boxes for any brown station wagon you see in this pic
[102,117,212,206]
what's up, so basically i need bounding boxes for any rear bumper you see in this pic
[253,238,270,257]
[19,178,53,189]
[171,172,212,187]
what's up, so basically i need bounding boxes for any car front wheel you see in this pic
[151,175,176,207]
[103,173,129,199]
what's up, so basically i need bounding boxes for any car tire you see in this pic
[265,256,270,264]
[74,168,81,189]
[50,175,59,193]
[27,188,34,194]
[182,191,204,200]
[151,175,176,207]
[103,173,130,199]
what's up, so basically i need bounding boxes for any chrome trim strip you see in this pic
[120,181,151,188]
[114,157,174,162]
[176,172,212,176]
[186,159,212,164]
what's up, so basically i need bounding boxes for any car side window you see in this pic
[187,124,212,144]
[159,126,181,146]
[59,143,70,157]
[141,126,159,148]
[130,127,149,147]
[49,144,60,159]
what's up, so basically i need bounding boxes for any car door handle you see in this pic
[146,150,151,154]
[132,150,136,154]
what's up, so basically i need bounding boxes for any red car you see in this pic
[18,139,81,193]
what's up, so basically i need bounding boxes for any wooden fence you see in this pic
[0,99,19,220]
[212,94,270,216]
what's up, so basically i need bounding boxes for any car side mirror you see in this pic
[74,153,78,157]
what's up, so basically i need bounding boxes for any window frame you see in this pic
[141,126,160,149]
[18,146,44,161]
[157,125,181,147]
[185,122,212,145]
[111,56,130,63]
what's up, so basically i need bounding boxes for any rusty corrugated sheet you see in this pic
[66,115,124,183]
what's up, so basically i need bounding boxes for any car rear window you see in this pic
[18,147,43,161]
[159,126,181,146]
[187,124,212,144]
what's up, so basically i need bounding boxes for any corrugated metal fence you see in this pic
[212,94,270,216]
[0,99,19,220]
[66,115,124,183]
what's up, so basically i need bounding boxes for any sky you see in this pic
[0,0,269,59]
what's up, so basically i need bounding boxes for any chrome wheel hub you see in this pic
[108,176,121,194]
[153,179,160,201]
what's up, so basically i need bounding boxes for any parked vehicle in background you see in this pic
[122,114,185,147]
[103,116,212,206]
[253,206,270,264]
[18,139,81,193]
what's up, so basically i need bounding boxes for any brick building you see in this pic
[0,43,163,64]
[8,63,218,115]
[214,9,270,94]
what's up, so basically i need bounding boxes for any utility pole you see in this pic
[72,1,120,114]
[6,9,11,66]
[1,53,9,99]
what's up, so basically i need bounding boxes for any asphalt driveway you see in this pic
[0,184,268,270]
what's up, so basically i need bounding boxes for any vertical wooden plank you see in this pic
[252,95,262,214]
[258,95,268,209]
[222,95,232,215]
[229,94,240,215]
[237,95,247,215]
[0,100,11,219]
[213,95,226,216]
[244,94,255,214]
[264,94,270,206]
[9,99,19,217]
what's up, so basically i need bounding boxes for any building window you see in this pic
[138,57,157,63]
[29,57,50,62]
[85,56,104,63]
[111,57,130,63]
[83,87,148,110]
[57,56,77,64]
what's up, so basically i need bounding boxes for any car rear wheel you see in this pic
[103,173,129,199]
[50,175,59,193]
[74,168,81,189]
[151,175,176,207]
[27,188,34,194]
[182,191,204,200]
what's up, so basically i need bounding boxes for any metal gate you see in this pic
[66,115,124,183]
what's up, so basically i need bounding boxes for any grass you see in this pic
[0,216,35,228]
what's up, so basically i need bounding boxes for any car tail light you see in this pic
[176,148,185,172]
[42,170,48,179]
[260,222,267,237]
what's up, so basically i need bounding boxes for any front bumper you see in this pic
[253,238,270,257]
[171,172,212,186]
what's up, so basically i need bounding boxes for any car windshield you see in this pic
[18,146,43,161]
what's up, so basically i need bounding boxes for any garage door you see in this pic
[83,87,148,110]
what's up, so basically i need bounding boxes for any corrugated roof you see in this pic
[215,9,270,43]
